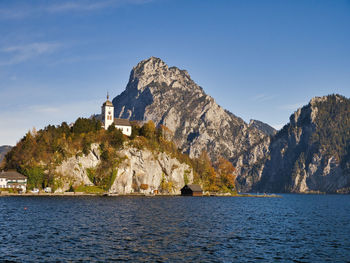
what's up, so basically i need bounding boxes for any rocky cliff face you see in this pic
[112,57,272,173]
[110,147,193,194]
[243,95,350,193]
[54,143,100,192]
[233,136,271,192]
[249,120,276,136]
[54,143,193,194]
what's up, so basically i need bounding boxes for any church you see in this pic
[101,94,132,136]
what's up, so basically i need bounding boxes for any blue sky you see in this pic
[0,0,349,145]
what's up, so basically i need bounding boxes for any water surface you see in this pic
[1,195,349,262]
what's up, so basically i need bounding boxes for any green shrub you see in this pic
[74,185,105,194]
[21,166,45,189]
[86,168,96,184]
[184,169,190,185]
[108,129,124,149]
[107,169,118,190]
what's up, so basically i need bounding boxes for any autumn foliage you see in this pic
[192,152,237,193]
[3,118,237,193]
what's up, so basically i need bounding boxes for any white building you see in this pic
[101,94,132,136]
[0,170,27,192]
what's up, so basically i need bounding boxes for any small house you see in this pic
[181,184,203,196]
[0,170,27,192]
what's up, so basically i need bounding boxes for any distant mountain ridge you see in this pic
[112,57,272,164]
[0,145,12,164]
[237,94,350,193]
[249,120,276,136]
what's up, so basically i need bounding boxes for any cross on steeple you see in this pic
[107,92,109,100]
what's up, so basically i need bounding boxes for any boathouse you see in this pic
[181,184,203,196]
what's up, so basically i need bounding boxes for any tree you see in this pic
[140,120,156,139]
[109,129,124,149]
[59,122,71,137]
[193,151,218,191]
[22,166,45,189]
[72,118,101,134]
[107,124,116,133]
[130,122,141,139]
[216,157,237,193]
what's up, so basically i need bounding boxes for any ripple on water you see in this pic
[0,195,350,262]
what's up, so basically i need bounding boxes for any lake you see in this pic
[0,195,350,262]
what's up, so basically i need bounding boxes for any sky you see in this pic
[0,0,349,145]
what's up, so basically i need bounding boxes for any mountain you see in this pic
[239,94,350,193]
[112,57,271,165]
[249,120,276,136]
[112,58,350,193]
[0,145,12,164]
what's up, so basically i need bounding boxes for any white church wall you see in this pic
[115,125,132,136]
[104,105,114,129]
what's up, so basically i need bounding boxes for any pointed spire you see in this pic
[103,92,113,107]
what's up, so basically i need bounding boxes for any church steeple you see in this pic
[101,92,114,129]
[102,92,113,107]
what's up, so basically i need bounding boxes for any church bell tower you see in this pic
[102,92,114,129]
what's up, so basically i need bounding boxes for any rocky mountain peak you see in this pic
[113,57,269,164]
[289,94,346,126]
[133,56,167,76]
[309,94,344,107]
[126,57,197,93]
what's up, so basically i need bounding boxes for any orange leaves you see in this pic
[193,152,237,193]
[215,157,237,193]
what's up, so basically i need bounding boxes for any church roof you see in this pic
[102,93,114,107]
[103,100,113,107]
[114,118,131,126]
